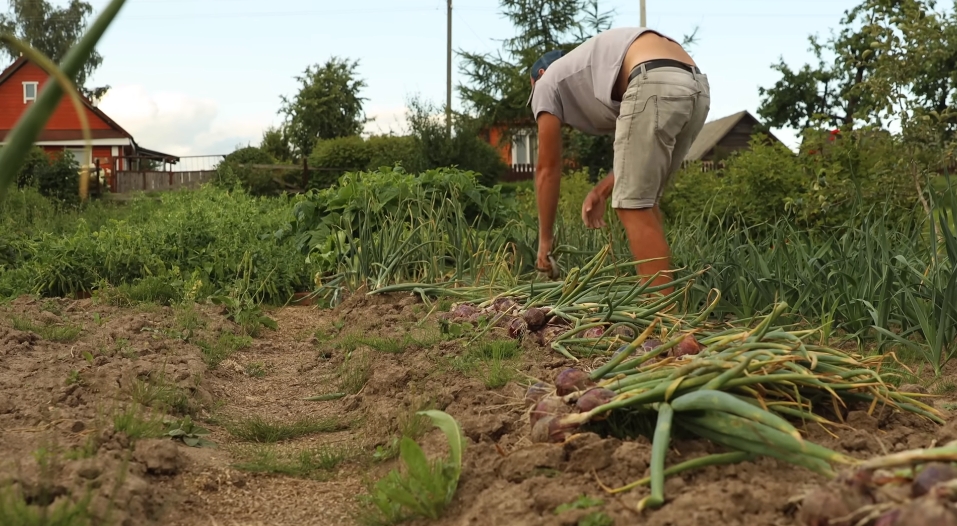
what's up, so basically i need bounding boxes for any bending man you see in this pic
[528,27,710,295]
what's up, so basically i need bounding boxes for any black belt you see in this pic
[629,59,701,82]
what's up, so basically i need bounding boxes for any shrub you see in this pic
[661,131,922,230]
[224,146,276,165]
[0,186,319,303]
[35,150,82,206]
[307,135,371,189]
[1,147,83,205]
[215,146,300,196]
[366,134,427,173]
[284,165,529,287]
[405,95,509,187]
[15,147,50,189]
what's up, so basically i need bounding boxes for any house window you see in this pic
[511,129,537,165]
[23,81,38,103]
[66,148,91,166]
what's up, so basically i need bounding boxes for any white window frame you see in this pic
[22,81,38,103]
[511,128,538,166]
[65,148,92,167]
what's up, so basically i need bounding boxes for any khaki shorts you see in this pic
[612,64,711,209]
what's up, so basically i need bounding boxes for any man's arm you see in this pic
[534,112,563,254]
[593,170,615,200]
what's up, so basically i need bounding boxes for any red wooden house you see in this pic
[0,56,178,191]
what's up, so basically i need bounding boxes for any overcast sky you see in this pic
[62,0,861,166]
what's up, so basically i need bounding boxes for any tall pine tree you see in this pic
[456,0,612,134]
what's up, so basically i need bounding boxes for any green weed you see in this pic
[11,316,82,343]
[450,339,521,389]
[195,331,252,368]
[337,350,373,395]
[356,411,465,526]
[111,404,164,441]
[233,443,356,479]
[226,415,349,443]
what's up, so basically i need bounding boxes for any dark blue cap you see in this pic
[528,49,566,107]
[530,49,566,81]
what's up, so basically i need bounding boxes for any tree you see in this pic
[0,0,109,102]
[758,0,957,146]
[857,0,957,142]
[456,0,596,132]
[756,1,891,133]
[278,57,369,161]
[260,126,293,163]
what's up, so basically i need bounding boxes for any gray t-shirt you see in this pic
[530,27,676,135]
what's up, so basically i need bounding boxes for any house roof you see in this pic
[684,110,766,162]
[0,56,180,163]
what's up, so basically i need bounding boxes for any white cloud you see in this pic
[97,85,274,158]
[363,106,410,137]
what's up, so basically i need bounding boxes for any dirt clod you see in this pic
[133,439,183,475]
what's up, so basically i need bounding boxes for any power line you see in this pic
[4,6,857,22]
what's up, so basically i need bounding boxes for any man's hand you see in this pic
[535,240,558,278]
[582,189,607,229]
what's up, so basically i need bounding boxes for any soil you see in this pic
[1,291,955,526]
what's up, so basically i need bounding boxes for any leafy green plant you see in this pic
[164,416,215,448]
[357,410,465,525]
[555,495,604,514]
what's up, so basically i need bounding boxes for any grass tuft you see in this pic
[450,339,521,389]
[233,443,357,479]
[226,415,350,443]
[195,331,252,368]
[111,404,164,440]
[11,316,82,343]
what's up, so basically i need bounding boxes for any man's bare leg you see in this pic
[615,205,673,295]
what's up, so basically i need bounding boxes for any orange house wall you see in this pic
[0,61,113,131]
[485,126,512,165]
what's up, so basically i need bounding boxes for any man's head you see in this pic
[527,49,566,106]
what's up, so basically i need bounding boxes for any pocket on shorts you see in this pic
[618,84,652,119]
[655,94,697,139]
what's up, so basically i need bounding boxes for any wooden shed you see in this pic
[684,110,783,164]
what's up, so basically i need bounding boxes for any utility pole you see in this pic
[446,0,453,137]
[640,0,646,27]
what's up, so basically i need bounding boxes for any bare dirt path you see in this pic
[1,292,954,526]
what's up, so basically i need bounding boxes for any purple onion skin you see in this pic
[642,339,662,352]
[873,510,900,526]
[451,303,478,319]
[582,326,605,339]
[554,368,595,396]
[492,297,519,313]
[575,388,616,412]
[530,396,567,428]
[671,335,703,358]
[524,382,550,407]
[522,308,547,330]
[547,415,580,442]
[507,317,527,339]
[530,415,554,443]
[912,463,957,498]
